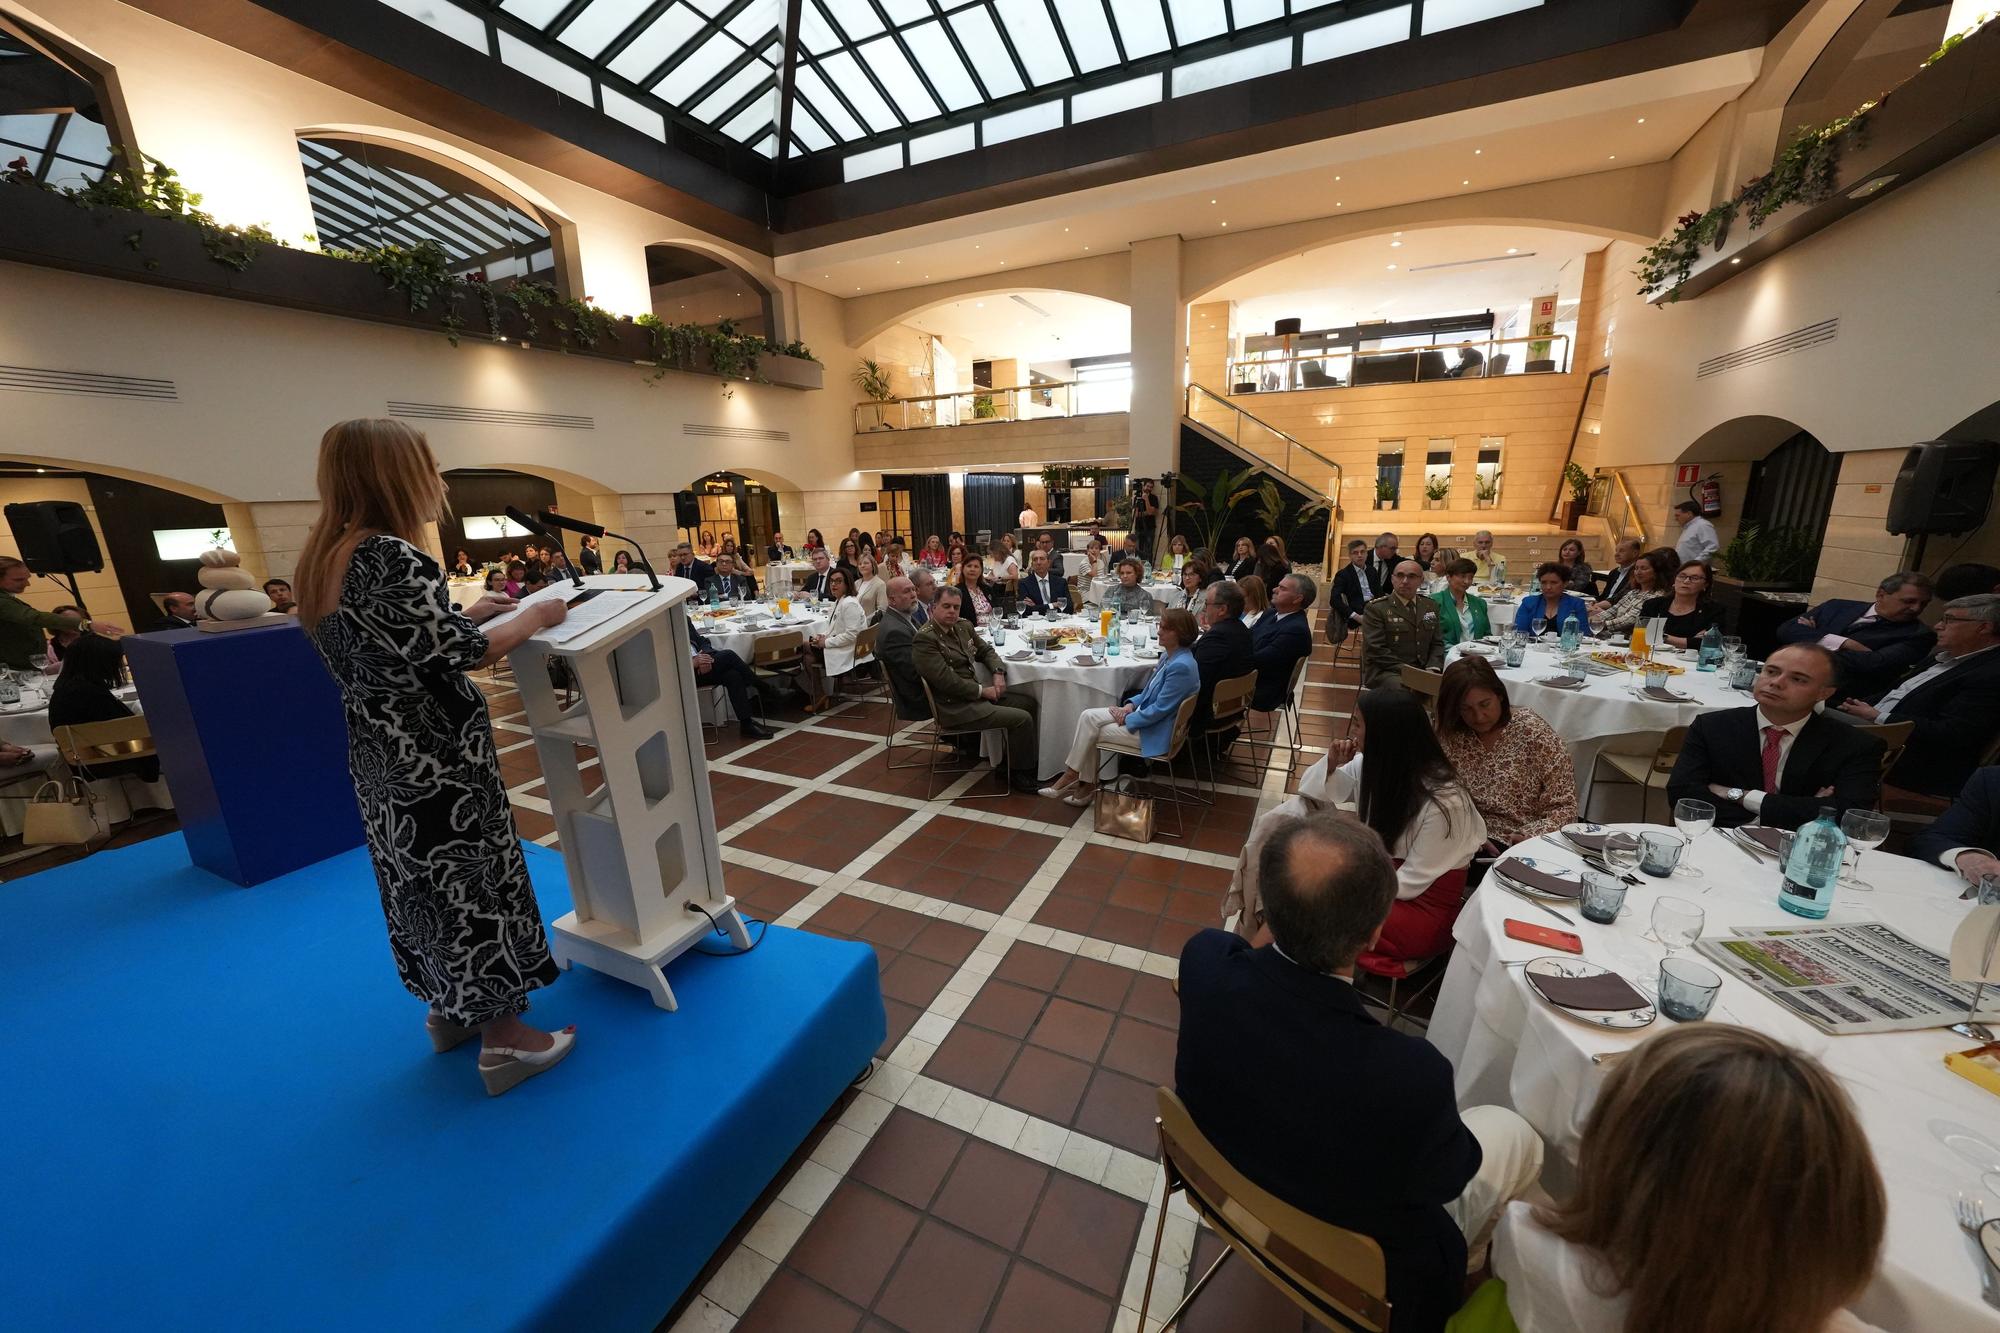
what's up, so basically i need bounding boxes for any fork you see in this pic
[1954,1191,1999,1307]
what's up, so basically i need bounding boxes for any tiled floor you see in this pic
[7,631,1359,1333]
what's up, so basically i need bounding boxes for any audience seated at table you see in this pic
[800,549,835,601]
[1593,536,1644,603]
[803,528,826,553]
[1081,535,1110,581]
[988,538,1020,587]
[1190,580,1255,739]
[704,554,758,602]
[262,580,296,615]
[449,549,473,577]
[1666,644,1884,830]
[1364,531,1402,589]
[1237,573,1269,629]
[1250,572,1315,709]
[1229,689,1486,970]
[801,569,867,714]
[502,561,527,598]
[1910,763,2000,886]
[1361,560,1444,689]
[669,543,714,590]
[1096,559,1156,618]
[874,578,932,721]
[1117,533,1150,573]
[912,585,1040,791]
[1224,535,1258,581]
[690,624,774,740]
[765,532,794,563]
[1435,656,1578,849]
[1513,562,1593,637]
[1592,548,1672,634]
[1412,533,1439,575]
[1469,530,1499,580]
[835,538,863,586]
[1424,546,1458,596]
[48,634,159,784]
[1639,558,1720,648]
[1557,538,1594,593]
[918,535,949,569]
[158,592,198,631]
[1432,559,1491,647]
[611,550,643,575]
[850,552,886,618]
[1775,572,1936,699]
[1038,609,1199,805]
[1832,593,2000,797]
[1166,534,1192,568]
[1331,538,1378,632]
[879,540,919,584]
[952,555,999,618]
[1494,1025,1886,1333]
[1180,814,1543,1333]
[46,604,85,665]
[1018,549,1072,615]
[1174,560,1208,611]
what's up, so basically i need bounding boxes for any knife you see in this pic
[1498,880,1575,926]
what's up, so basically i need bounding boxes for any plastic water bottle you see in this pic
[706,584,719,610]
[1697,623,1724,672]
[1494,556,1507,584]
[1107,617,1122,657]
[1779,807,1846,919]
[1560,613,1581,654]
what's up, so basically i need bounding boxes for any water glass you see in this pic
[1602,832,1642,873]
[1643,665,1672,692]
[1502,640,1527,669]
[1839,809,1891,892]
[1657,956,1722,1021]
[1579,871,1628,924]
[1671,799,1715,880]
[1649,895,1705,954]
[1638,831,1686,878]
[1532,616,1548,638]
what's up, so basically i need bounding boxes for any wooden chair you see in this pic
[1194,670,1259,798]
[1098,692,1202,836]
[1851,720,1915,787]
[1585,726,1688,824]
[1398,665,1442,715]
[1241,657,1312,776]
[831,623,889,709]
[54,716,157,774]
[1140,1088,1391,1332]
[748,627,808,707]
[917,678,1009,801]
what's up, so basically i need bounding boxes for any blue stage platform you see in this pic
[1,837,884,1331]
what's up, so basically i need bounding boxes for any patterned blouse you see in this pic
[1596,585,1652,633]
[1437,707,1578,846]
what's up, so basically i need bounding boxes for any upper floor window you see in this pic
[0,31,115,188]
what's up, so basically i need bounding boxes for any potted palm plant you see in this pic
[852,359,894,430]
[1424,475,1451,510]
[1376,477,1399,510]
[1560,463,1591,529]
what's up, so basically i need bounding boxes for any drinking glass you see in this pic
[1531,615,1547,638]
[1657,956,1722,1021]
[1638,831,1685,878]
[1579,872,1628,925]
[29,653,48,675]
[1838,809,1891,892]
[1649,896,1705,955]
[777,596,791,615]
[1671,799,1715,880]
[1721,636,1745,659]
[1602,832,1642,874]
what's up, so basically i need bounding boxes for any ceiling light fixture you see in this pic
[1609,154,1617,160]
[1462,179,1471,186]
[1474,148,1482,155]
[1390,240,1402,248]
[1849,174,1899,199]
[1730,257,1742,265]
[1637,117,1646,124]
[1506,248,1518,254]
[1219,221,1227,227]
[1386,264,1398,271]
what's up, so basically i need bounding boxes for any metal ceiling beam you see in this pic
[774,0,805,157]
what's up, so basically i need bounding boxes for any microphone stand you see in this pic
[539,511,662,593]
[505,505,584,590]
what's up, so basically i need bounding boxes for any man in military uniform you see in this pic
[912,584,1041,789]
[1361,559,1445,689]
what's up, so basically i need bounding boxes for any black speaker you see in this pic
[1273,317,1302,336]
[5,501,104,574]
[1886,440,1998,535]
[673,491,700,527]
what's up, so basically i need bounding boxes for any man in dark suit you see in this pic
[1330,538,1377,631]
[1667,643,1884,830]
[765,531,795,563]
[1834,593,2000,797]
[1177,815,1542,1333]
[703,553,758,601]
[577,536,602,575]
[690,625,773,740]
[1593,537,1643,604]
[1910,765,2000,887]
[1192,580,1255,738]
[874,576,931,724]
[159,592,197,631]
[669,542,714,590]
[799,548,835,601]
[1363,531,1402,590]
[1773,571,1935,699]
[1250,572,1315,711]
[1017,549,1071,615]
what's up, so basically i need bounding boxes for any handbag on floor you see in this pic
[23,779,106,846]
[1094,777,1155,844]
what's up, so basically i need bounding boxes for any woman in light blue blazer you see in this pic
[1039,608,1202,805]
[1513,562,1592,638]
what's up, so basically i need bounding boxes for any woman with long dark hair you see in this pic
[1641,558,1721,648]
[1413,532,1439,572]
[1557,537,1593,592]
[1593,548,1672,633]
[1225,535,1258,580]
[1225,689,1484,964]
[1436,655,1577,849]
[48,634,159,783]
[295,419,572,1096]
[1254,535,1291,590]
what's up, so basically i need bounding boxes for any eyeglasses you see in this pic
[1937,614,1982,625]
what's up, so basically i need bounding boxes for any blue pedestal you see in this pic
[123,623,363,886]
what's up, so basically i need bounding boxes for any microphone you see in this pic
[507,505,583,588]
[541,510,661,592]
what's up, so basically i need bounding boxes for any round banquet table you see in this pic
[1086,575,1181,612]
[974,616,1156,779]
[687,603,830,723]
[1446,639,1745,806]
[1430,826,2000,1332]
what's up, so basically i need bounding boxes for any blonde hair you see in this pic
[294,419,448,625]
[1540,1025,1884,1333]
[1237,573,1269,615]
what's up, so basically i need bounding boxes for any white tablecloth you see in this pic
[1431,827,2000,1332]
[1448,641,1745,809]
[1086,575,1181,611]
[976,617,1157,779]
[0,685,172,833]
[687,605,830,723]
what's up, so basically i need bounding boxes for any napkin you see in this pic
[1527,971,1650,1012]
[1563,830,1608,853]
[1004,651,1034,662]
[1535,675,1586,690]
[1737,825,1785,853]
[1495,858,1583,898]
[1071,654,1100,666]
[1640,685,1691,702]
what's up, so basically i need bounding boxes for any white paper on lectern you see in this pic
[471,583,654,644]
[1950,904,2000,983]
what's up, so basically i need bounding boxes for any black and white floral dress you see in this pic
[306,534,559,1025]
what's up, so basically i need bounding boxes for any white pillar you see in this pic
[1127,235,1185,481]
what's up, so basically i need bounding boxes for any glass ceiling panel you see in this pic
[365,0,1523,161]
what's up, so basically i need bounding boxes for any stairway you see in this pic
[1177,385,1343,567]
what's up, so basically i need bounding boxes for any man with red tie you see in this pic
[1665,644,1884,830]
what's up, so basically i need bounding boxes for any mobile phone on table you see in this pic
[1503,918,1584,954]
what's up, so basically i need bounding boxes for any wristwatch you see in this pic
[1725,787,1746,804]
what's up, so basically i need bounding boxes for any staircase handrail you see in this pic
[1184,383,1344,504]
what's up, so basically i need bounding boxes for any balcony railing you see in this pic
[853,378,1129,432]
[1226,333,1572,395]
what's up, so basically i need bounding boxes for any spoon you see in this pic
[1951,1022,1996,1044]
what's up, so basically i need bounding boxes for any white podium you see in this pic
[506,573,749,1009]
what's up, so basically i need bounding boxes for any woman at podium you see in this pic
[295,419,576,1097]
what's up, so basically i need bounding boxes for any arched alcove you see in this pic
[646,243,777,340]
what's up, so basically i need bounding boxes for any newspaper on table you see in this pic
[1695,921,2000,1035]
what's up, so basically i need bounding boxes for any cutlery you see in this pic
[1953,1192,1999,1307]
[1727,829,1778,862]
[1497,881,1575,926]
[1726,830,1769,864]
[1577,851,1642,887]
[1952,1022,1997,1043]
[1589,1051,1628,1067]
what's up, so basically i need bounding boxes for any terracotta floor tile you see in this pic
[1099,1015,1178,1086]
[994,942,1070,991]
[1027,997,1114,1063]
[1123,973,1182,1028]
[735,1270,865,1333]
[710,771,794,831]
[1073,1068,1162,1158]
[1055,956,1135,1011]
[1031,894,1097,935]
[1179,1231,1317,1333]
[984,1262,1117,1333]
[872,1220,1010,1333]
[1018,1174,1145,1298]
[736,729,874,779]
[1091,905,1163,951]
[878,953,956,1007]
[807,893,876,935]
[928,1139,1050,1250]
[785,1181,922,1308]
[924,1024,1020,1099]
[904,918,984,967]
[961,979,1047,1040]
[994,1044,1093,1125]
[853,905,927,952]
[510,807,556,841]
[1148,916,1205,959]
[724,863,816,922]
[848,1109,967,1210]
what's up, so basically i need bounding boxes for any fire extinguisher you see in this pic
[1689,472,1723,518]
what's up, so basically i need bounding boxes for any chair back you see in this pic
[751,628,805,667]
[1398,665,1442,710]
[919,678,963,733]
[1207,671,1258,731]
[1651,724,1690,775]
[1853,719,1915,783]
[1162,690,1202,758]
[54,715,156,769]
[852,622,880,664]
[1154,1088,1390,1332]
[1282,654,1310,706]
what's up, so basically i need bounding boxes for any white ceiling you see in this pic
[906,290,1131,364]
[777,52,1758,297]
[1211,224,1607,332]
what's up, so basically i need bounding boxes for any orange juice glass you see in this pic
[1099,608,1115,638]
[777,596,791,615]
[1629,624,1649,661]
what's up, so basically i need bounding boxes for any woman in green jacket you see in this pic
[1432,557,1491,646]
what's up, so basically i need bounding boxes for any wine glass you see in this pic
[1531,615,1547,639]
[1839,809,1891,891]
[1602,831,1642,875]
[1649,896,1705,956]
[1671,799,1715,880]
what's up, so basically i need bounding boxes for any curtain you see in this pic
[963,473,1025,545]
[1096,471,1129,525]
[884,474,952,547]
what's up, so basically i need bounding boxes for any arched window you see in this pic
[0,26,116,187]
[646,243,774,339]
[298,136,558,285]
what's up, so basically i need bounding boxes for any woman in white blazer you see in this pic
[804,567,869,712]
[853,552,888,619]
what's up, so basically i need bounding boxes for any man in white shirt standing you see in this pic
[1673,500,1719,563]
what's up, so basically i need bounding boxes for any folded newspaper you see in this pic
[1695,921,2000,1035]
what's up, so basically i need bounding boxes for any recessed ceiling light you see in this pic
[1637,117,1646,124]
[1209,198,1216,204]
[1000,260,1007,265]
[1334,175,1341,181]
[1506,248,1519,254]
[1730,257,1742,265]
[976,301,984,307]
[1390,240,1402,248]
[1219,221,1227,227]
[1474,149,1482,155]
[1387,264,1398,271]
[1609,154,1617,160]
[1063,227,1069,232]
[1462,179,1470,186]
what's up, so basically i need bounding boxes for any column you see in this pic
[1127,235,1185,481]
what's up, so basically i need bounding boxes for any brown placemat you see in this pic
[1495,859,1583,898]
[1528,971,1650,1011]
[1640,685,1692,702]
[1535,675,1586,690]
[1739,825,1785,852]
[1563,830,1608,852]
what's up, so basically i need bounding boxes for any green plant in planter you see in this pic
[1563,463,1593,503]
[972,394,998,418]
[852,358,893,401]
[1175,467,1260,556]
[1474,471,1502,504]
[1718,523,1817,586]
[1424,475,1451,503]
[1375,477,1399,507]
